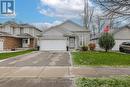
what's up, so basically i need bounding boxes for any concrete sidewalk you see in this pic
[0,67,130,78]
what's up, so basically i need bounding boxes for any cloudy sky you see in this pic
[0,0,127,29]
[0,0,94,26]
[39,0,84,18]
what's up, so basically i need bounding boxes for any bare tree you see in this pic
[95,0,130,16]
[92,0,130,25]
[83,0,95,30]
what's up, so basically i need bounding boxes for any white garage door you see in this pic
[40,40,67,51]
[112,40,130,51]
[0,40,3,51]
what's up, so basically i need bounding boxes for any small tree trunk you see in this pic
[105,48,108,52]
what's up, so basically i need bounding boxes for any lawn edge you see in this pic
[0,51,36,62]
[71,52,130,68]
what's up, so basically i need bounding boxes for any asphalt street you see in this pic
[0,77,73,87]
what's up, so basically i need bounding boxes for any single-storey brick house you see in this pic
[0,21,42,51]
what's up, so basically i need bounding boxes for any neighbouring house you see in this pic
[112,26,130,50]
[39,20,90,51]
[0,21,42,51]
[91,25,130,51]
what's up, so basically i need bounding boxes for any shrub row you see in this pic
[81,43,96,51]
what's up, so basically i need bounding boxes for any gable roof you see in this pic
[61,20,83,29]
[43,20,89,35]
[19,24,42,32]
[1,21,42,32]
[3,21,19,27]
[0,31,18,38]
[112,25,130,34]
[0,31,12,36]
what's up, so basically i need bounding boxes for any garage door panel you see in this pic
[40,40,66,51]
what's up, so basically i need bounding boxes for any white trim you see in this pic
[28,38,30,45]
[82,34,84,46]
[75,37,77,49]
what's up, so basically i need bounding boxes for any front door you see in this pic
[22,39,28,48]
[69,37,75,49]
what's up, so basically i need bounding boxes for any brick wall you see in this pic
[0,36,37,50]
[3,36,22,50]
[29,38,37,48]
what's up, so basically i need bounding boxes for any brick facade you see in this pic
[29,38,37,48]
[1,36,22,50]
[0,36,37,50]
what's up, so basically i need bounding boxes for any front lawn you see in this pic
[76,77,130,87]
[72,51,130,66]
[0,50,33,60]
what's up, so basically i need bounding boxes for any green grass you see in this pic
[0,50,33,60]
[76,77,130,87]
[72,51,130,66]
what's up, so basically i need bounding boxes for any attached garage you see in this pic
[40,39,67,51]
[0,39,3,51]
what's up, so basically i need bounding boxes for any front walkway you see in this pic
[0,67,130,78]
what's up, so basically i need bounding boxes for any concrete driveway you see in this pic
[0,51,71,67]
